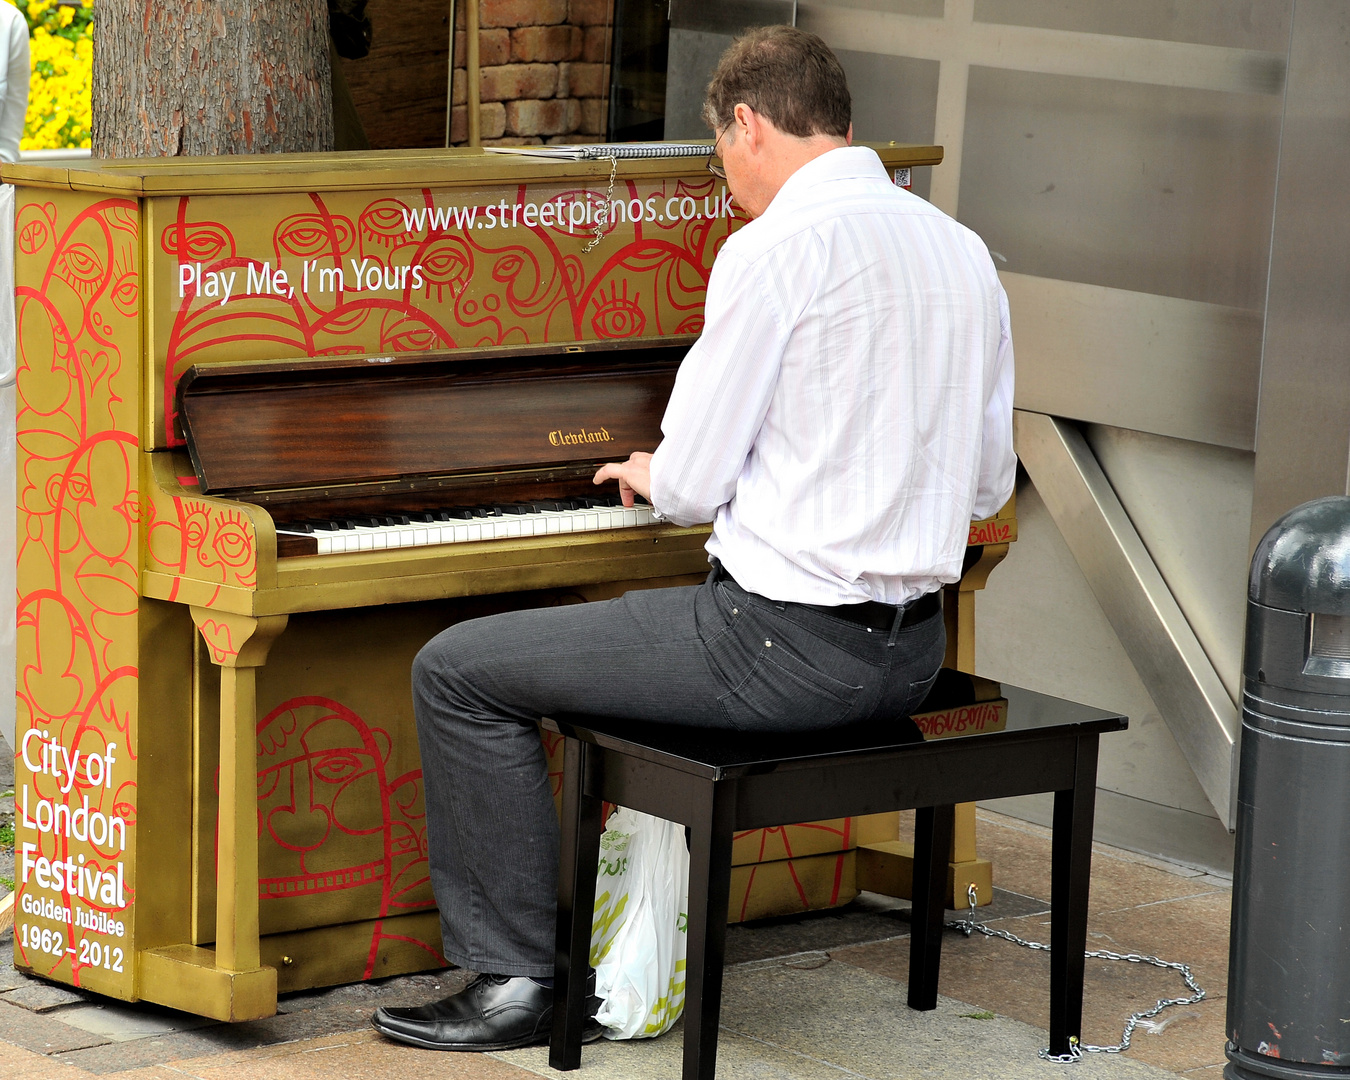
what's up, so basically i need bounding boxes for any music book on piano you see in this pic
[483,142,714,161]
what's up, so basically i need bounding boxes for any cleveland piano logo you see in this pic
[548,426,614,447]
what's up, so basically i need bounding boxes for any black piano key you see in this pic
[275,522,315,534]
[407,511,438,523]
[493,504,528,515]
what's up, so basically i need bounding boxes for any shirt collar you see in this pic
[764,146,889,213]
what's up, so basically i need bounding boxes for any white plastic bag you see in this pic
[589,807,690,1039]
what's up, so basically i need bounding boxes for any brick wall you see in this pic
[450,0,614,145]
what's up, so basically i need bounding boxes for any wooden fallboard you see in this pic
[177,338,692,495]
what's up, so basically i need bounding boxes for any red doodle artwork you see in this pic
[157,178,738,443]
[252,697,441,977]
[14,195,141,988]
[145,494,259,605]
[12,169,742,994]
[732,820,854,921]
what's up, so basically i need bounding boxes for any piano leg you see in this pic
[189,610,288,995]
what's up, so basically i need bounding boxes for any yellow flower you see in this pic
[16,5,93,151]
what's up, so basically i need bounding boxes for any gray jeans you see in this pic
[411,569,946,976]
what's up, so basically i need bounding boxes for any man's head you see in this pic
[703,26,853,217]
[703,25,851,140]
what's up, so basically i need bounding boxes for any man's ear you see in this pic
[845,123,853,146]
[734,102,759,151]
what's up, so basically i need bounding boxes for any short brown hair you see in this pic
[703,26,851,139]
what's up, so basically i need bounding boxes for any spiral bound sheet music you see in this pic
[483,142,713,160]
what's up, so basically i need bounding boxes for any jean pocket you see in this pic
[905,667,942,714]
[718,644,864,732]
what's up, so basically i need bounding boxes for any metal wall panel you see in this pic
[669,0,795,35]
[664,0,797,139]
[835,48,939,200]
[1015,412,1239,825]
[1249,0,1350,549]
[960,69,1282,309]
[665,29,736,138]
[974,0,1292,51]
[973,477,1218,820]
[1004,273,1262,450]
[1085,425,1255,705]
[833,46,941,137]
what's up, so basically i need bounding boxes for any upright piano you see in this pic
[4,145,1013,1022]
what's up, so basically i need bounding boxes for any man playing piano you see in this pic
[372,25,1015,1052]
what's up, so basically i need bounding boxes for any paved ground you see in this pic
[0,807,1233,1080]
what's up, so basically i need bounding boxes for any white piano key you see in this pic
[277,499,659,556]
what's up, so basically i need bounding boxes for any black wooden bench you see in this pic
[544,682,1126,1080]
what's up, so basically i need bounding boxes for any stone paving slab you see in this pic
[494,960,1180,1080]
[32,969,477,1076]
[0,963,27,994]
[50,1002,217,1043]
[723,885,1047,966]
[2,980,94,1012]
[0,1028,543,1080]
[0,998,112,1055]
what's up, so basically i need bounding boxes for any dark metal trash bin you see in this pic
[1228,496,1350,1079]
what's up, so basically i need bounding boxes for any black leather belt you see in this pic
[802,591,941,631]
[712,563,941,632]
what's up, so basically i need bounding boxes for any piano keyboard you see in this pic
[274,496,656,555]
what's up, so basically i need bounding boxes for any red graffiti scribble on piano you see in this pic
[14,197,142,986]
[252,696,442,977]
[158,179,743,444]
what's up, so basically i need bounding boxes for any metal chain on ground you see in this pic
[582,155,619,254]
[946,883,1207,1063]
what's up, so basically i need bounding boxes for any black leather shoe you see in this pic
[371,972,603,1052]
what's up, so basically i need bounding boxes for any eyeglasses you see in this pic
[706,123,730,180]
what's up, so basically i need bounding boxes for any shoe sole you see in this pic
[370,1016,605,1052]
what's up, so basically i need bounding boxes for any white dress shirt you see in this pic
[648,146,1015,607]
[0,3,27,164]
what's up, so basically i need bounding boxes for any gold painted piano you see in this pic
[5,145,1012,1021]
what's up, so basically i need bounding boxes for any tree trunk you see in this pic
[92,0,334,157]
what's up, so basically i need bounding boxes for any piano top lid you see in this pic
[0,143,943,196]
[177,336,694,497]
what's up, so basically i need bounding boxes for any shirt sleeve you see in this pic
[0,12,29,164]
[648,247,789,527]
[969,280,1017,521]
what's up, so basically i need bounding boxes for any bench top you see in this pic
[542,682,1127,782]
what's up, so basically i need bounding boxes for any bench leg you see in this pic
[682,780,736,1080]
[908,803,955,1011]
[551,738,604,1071]
[1049,735,1100,1056]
